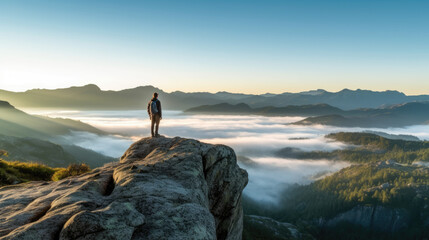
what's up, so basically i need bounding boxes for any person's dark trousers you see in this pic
[151,113,161,137]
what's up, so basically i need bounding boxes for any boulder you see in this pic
[0,137,248,240]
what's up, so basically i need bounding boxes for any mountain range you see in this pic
[0,134,115,168]
[293,101,429,127]
[187,101,429,128]
[0,101,115,167]
[0,100,104,139]
[2,84,429,110]
[186,103,343,116]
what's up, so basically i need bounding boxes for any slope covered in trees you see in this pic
[276,132,429,164]
[245,132,429,239]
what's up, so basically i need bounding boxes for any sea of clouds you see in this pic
[29,109,429,203]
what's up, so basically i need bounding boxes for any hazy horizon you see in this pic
[2,83,428,96]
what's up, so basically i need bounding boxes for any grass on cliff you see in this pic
[0,150,91,186]
[51,163,91,181]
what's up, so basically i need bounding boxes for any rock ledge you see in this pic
[0,137,248,240]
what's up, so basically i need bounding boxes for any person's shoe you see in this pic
[155,133,161,137]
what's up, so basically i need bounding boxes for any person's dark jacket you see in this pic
[147,98,162,118]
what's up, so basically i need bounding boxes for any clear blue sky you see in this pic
[0,0,428,94]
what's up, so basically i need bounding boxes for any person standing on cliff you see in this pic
[147,92,162,137]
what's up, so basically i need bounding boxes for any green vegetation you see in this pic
[242,213,317,240]
[243,162,429,239]
[0,159,56,185]
[327,132,429,151]
[246,132,429,239]
[279,163,429,219]
[0,100,104,139]
[0,150,91,186]
[0,150,7,157]
[328,132,429,164]
[280,163,429,239]
[52,163,91,181]
[0,134,116,168]
[275,133,429,220]
[242,215,293,240]
[277,132,429,164]
[0,101,116,168]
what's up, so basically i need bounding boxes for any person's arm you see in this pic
[147,102,151,118]
[158,100,162,119]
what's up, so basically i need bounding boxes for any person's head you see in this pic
[153,92,158,99]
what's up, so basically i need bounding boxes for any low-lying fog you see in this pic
[28,109,429,203]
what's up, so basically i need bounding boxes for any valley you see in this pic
[1,97,429,239]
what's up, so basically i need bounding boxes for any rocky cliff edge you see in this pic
[0,137,248,240]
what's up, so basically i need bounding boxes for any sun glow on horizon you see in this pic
[1,0,428,95]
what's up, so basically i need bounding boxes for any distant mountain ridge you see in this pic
[0,134,115,168]
[186,101,429,128]
[186,103,343,116]
[293,101,429,127]
[0,100,104,139]
[1,84,429,110]
[0,101,116,168]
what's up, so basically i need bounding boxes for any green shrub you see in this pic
[0,150,91,185]
[0,150,7,157]
[52,163,90,181]
[0,159,56,185]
